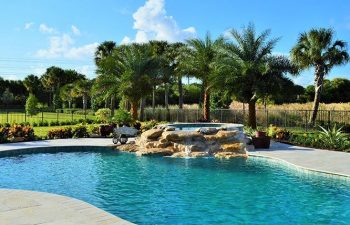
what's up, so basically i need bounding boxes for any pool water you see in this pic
[0,149,349,225]
[169,123,228,131]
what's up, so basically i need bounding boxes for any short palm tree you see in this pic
[72,79,92,111]
[182,33,225,121]
[225,23,296,128]
[291,28,349,126]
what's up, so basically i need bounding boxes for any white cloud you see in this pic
[74,65,96,78]
[71,25,81,36]
[1,75,18,80]
[36,33,98,60]
[39,24,56,34]
[24,22,34,30]
[122,0,196,43]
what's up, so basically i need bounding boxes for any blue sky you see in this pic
[1,0,350,86]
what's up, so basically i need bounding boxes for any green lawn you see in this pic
[33,126,76,137]
[0,112,96,124]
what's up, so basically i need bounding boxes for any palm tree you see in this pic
[225,23,296,128]
[60,83,74,108]
[95,41,117,65]
[166,42,186,109]
[118,44,159,120]
[182,33,225,121]
[291,28,349,126]
[72,79,92,111]
[95,43,124,115]
[23,74,40,94]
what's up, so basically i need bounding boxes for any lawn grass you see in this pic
[33,125,77,137]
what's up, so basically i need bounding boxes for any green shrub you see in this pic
[318,125,350,151]
[88,125,100,135]
[39,120,49,127]
[72,125,90,138]
[267,125,290,140]
[32,122,38,127]
[25,94,39,116]
[112,109,133,126]
[95,108,112,122]
[49,121,60,126]
[47,127,73,139]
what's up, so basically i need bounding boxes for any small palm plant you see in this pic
[318,125,350,151]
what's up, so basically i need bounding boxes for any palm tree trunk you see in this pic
[203,87,210,122]
[165,83,170,121]
[164,83,169,110]
[310,65,325,126]
[178,76,183,109]
[152,85,156,118]
[248,100,257,129]
[130,101,138,120]
[140,97,145,121]
[68,101,71,109]
[110,94,115,117]
[83,95,87,111]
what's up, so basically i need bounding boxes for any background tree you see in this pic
[0,88,15,106]
[72,79,92,111]
[23,74,41,94]
[25,94,39,116]
[182,33,225,121]
[291,28,349,125]
[60,83,75,108]
[224,23,296,128]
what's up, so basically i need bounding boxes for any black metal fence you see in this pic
[144,108,350,130]
[1,108,350,130]
[0,109,94,124]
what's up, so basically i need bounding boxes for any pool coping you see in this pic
[0,189,134,225]
[248,154,350,182]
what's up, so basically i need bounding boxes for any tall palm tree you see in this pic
[118,44,159,120]
[95,41,117,65]
[60,83,74,108]
[291,28,349,126]
[225,23,296,128]
[182,33,225,121]
[23,74,40,94]
[166,42,186,109]
[95,43,123,115]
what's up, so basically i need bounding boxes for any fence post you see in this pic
[265,110,269,128]
[327,111,331,128]
[6,110,9,123]
[284,110,287,128]
[305,111,308,131]
[41,111,44,123]
[220,109,223,122]
[71,111,74,121]
[56,111,59,122]
[24,110,27,123]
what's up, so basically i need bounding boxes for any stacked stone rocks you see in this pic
[118,125,248,159]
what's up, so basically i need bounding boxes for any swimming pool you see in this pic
[0,148,349,225]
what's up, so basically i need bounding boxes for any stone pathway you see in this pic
[0,189,133,225]
[249,141,350,177]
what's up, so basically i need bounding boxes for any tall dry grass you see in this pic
[230,101,350,111]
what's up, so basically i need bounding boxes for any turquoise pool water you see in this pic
[168,123,243,131]
[0,149,349,225]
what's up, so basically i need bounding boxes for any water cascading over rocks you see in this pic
[118,125,248,159]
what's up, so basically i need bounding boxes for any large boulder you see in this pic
[141,129,164,140]
[197,127,218,135]
[117,143,139,152]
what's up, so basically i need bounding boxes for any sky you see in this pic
[1,0,350,86]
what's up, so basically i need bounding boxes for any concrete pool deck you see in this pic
[0,138,349,224]
[249,141,350,177]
